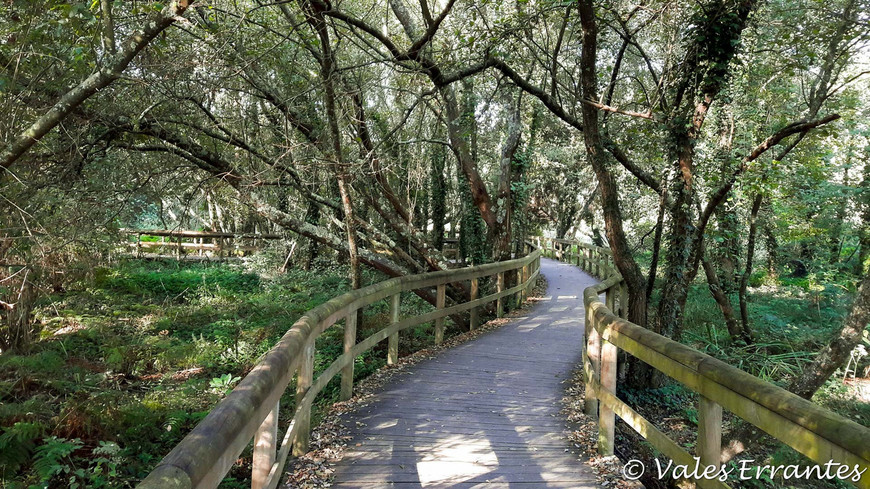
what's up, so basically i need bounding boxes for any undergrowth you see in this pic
[0,258,457,488]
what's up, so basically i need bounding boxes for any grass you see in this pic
[0,257,455,488]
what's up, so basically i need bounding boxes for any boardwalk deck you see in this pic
[324,258,601,489]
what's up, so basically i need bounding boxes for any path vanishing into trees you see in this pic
[326,258,600,489]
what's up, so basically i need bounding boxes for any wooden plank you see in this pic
[292,339,314,456]
[388,294,400,365]
[341,313,357,401]
[435,284,446,345]
[470,277,479,330]
[698,396,723,489]
[251,402,278,489]
[329,259,599,488]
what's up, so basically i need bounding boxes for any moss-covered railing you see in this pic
[137,245,541,489]
[540,237,870,489]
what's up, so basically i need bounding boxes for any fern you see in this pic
[31,437,82,485]
[0,422,44,473]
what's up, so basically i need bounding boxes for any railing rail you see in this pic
[539,237,870,489]
[137,245,541,489]
[121,229,283,257]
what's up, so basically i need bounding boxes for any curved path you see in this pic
[327,258,601,489]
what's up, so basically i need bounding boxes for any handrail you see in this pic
[538,237,870,489]
[137,244,541,489]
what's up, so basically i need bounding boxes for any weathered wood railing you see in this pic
[137,245,541,489]
[539,237,870,489]
[122,229,283,257]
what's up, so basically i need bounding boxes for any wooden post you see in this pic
[176,234,182,259]
[514,269,522,309]
[470,278,479,330]
[521,264,529,301]
[599,338,617,456]
[496,272,504,318]
[136,233,142,257]
[292,339,314,456]
[576,246,581,266]
[606,287,615,311]
[388,293,400,365]
[251,401,278,489]
[435,284,446,345]
[340,312,357,401]
[584,306,600,418]
[697,396,723,489]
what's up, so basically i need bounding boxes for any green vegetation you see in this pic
[0,259,447,488]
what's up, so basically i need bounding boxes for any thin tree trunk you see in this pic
[306,5,361,289]
[739,193,763,338]
[701,244,746,342]
[646,178,668,304]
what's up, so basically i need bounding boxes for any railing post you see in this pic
[521,263,529,302]
[252,401,278,489]
[599,337,617,456]
[292,339,314,456]
[340,312,357,401]
[496,272,505,318]
[388,293,400,365]
[435,284,446,345]
[584,306,600,418]
[575,246,581,266]
[470,278,479,330]
[697,396,723,489]
[605,287,615,311]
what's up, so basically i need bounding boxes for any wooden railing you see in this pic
[137,245,541,489]
[121,229,283,257]
[539,237,870,489]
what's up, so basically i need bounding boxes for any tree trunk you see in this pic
[577,0,647,330]
[787,271,870,399]
[739,193,764,338]
[307,5,361,289]
[430,144,447,250]
[492,93,522,261]
[701,244,746,343]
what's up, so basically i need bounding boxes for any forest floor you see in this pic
[0,257,453,488]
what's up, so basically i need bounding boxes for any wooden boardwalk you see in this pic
[327,258,601,489]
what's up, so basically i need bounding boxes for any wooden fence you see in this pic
[136,245,541,489]
[539,237,870,489]
[121,229,283,258]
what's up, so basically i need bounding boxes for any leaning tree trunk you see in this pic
[701,244,747,343]
[788,271,870,399]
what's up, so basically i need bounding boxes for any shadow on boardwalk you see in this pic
[326,258,602,489]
